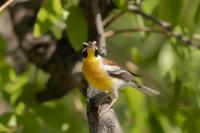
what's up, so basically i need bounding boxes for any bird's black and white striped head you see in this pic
[82,41,99,58]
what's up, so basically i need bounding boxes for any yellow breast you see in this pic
[82,57,113,92]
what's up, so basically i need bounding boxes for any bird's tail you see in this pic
[128,82,160,95]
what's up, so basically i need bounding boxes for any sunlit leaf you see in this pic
[158,44,175,76]
[15,102,25,115]
[4,70,29,104]
[142,0,159,14]
[112,0,126,9]
[33,0,63,37]
[0,123,11,133]
[8,114,17,128]
[131,47,142,64]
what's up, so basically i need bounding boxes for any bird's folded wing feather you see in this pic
[102,58,134,82]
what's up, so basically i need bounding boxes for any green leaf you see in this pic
[113,0,126,9]
[195,2,200,23]
[122,87,148,133]
[66,6,88,51]
[17,113,43,133]
[149,115,164,133]
[142,0,159,14]
[0,113,12,125]
[159,0,183,26]
[15,102,25,115]
[180,0,200,29]
[131,47,142,64]
[158,44,175,76]
[0,123,11,133]
[4,70,29,105]
[33,0,63,37]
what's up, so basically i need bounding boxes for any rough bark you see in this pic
[87,87,123,133]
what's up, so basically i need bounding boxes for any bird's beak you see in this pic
[87,42,96,50]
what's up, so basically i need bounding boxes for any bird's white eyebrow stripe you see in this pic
[83,42,89,45]
[83,42,89,48]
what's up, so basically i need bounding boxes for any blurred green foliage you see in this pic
[66,6,88,51]
[1,0,200,132]
[34,0,64,38]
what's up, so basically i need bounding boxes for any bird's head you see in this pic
[82,41,99,58]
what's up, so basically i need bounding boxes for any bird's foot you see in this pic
[98,106,114,117]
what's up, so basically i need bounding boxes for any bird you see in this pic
[82,41,160,113]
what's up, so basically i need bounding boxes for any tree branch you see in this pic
[0,0,15,13]
[103,11,124,28]
[91,0,107,55]
[128,4,200,49]
[105,27,164,37]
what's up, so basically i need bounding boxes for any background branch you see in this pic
[128,4,200,49]
[0,0,15,12]
[91,0,107,55]
[105,27,164,37]
[103,11,124,28]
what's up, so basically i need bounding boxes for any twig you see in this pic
[103,11,124,28]
[0,0,15,13]
[91,0,107,55]
[105,27,164,37]
[128,5,200,49]
[128,5,172,30]
[105,27,200,48]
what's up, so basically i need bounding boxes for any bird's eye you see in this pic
[83,44,87,48]
[82,49,88,58]
[83,42,89,48]
[95,49,99,57]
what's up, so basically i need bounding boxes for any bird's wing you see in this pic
[102,58,136,82]
[102,58,160,95]
[103,58,141,76]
